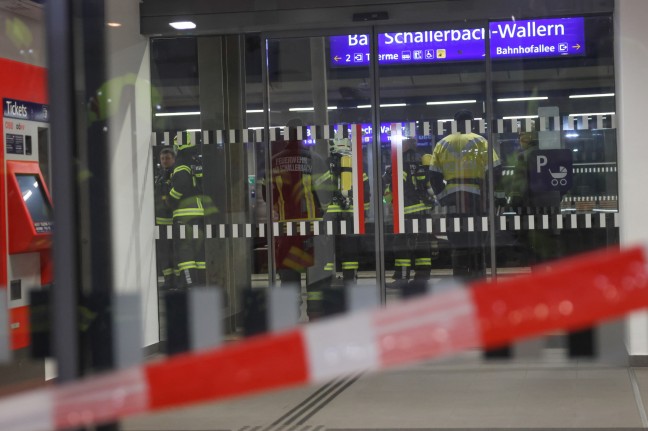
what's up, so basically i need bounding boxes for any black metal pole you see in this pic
[47,0,118,428]
[78,0,116,376]
[45,0,80,384]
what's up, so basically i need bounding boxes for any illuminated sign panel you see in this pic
[329,17,585,67]
[301,124,433,146]
[489,17,585,59]
[330,30,485,66]
[3,98,49,122]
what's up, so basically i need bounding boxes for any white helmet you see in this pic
[330,137,351,156]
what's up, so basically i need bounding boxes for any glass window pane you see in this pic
[266,34,376,321]
[492,15,618,270]
[376,23,490,297]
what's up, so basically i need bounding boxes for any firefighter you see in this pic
[507,131,563,264]
[155,147,176,289]
[507,131,540,211]
[430,109,502,280]
[383,137,438,288]
[317,136,370,287]
[169,132,206,288]
[269,132,323,288]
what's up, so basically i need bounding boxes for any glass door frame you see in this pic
[372,19,497,291]
[261,27,387,295]
[261,16,556,299]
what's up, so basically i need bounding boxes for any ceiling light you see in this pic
[569,112,615,117]
[357,105,372,109]
[186,129,201,132]
[497,96,548,102]
[288,106,337,112]
[439,118,483,122]
[569,93,615,99]
[246,109,264,113]
[380,103,407,108]
[155,111,200,117]
[502,115,539,120]
[426,99,477,106]
[107,22,122,27]
[169,21,196,30]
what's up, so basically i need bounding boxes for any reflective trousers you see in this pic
[173,222,206,288]
[441,192,486,281]
[155,230,175,288]
[389,213,437,281]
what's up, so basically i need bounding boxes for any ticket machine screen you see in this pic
[16,174,53,233]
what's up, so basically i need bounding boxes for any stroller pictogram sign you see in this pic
[528,149,573,194]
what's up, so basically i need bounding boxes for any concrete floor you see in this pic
[123,350,648,431]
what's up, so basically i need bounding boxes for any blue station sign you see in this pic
[489,17,585,59]
[528,149,573,194]
[330,17,585,67]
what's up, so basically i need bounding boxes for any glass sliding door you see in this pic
[263,31,378,319]
[491,15,618,271]
[373,22,491,298]
[489,15,619,356]
[148,10,620,337]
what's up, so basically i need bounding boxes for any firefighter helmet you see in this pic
[330,137,351,156]
[173,131,194,152]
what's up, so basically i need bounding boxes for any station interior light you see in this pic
[568,112,615,117]
[438,118,483,122]
[426,99,477,106]
[155,111,200,117]
[289,106,338,111]
[169,21,196,30]
[497,96,548,102]
[354,104,410,108]
[502,115,539,119]
[569,93,615,99]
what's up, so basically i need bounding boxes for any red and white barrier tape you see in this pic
[2,244,648,431]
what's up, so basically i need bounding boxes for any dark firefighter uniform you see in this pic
[270,139,323,284]
[507,131,562,264]
[316,137,370,287]
[169,135,206,288]
[383,139,438,286]
[430,111,501,279]
[154,161,175,289]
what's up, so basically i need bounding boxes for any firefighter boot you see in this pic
[179,268,205,289]
[342,269,357,286]
[413,267,431,281]
[306,276,332,322]
[162,274,175,290]
[451,248,473,281]
[387,266,410,290]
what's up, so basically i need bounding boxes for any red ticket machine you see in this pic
[5,160,53,349]
[1,59,50,351]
